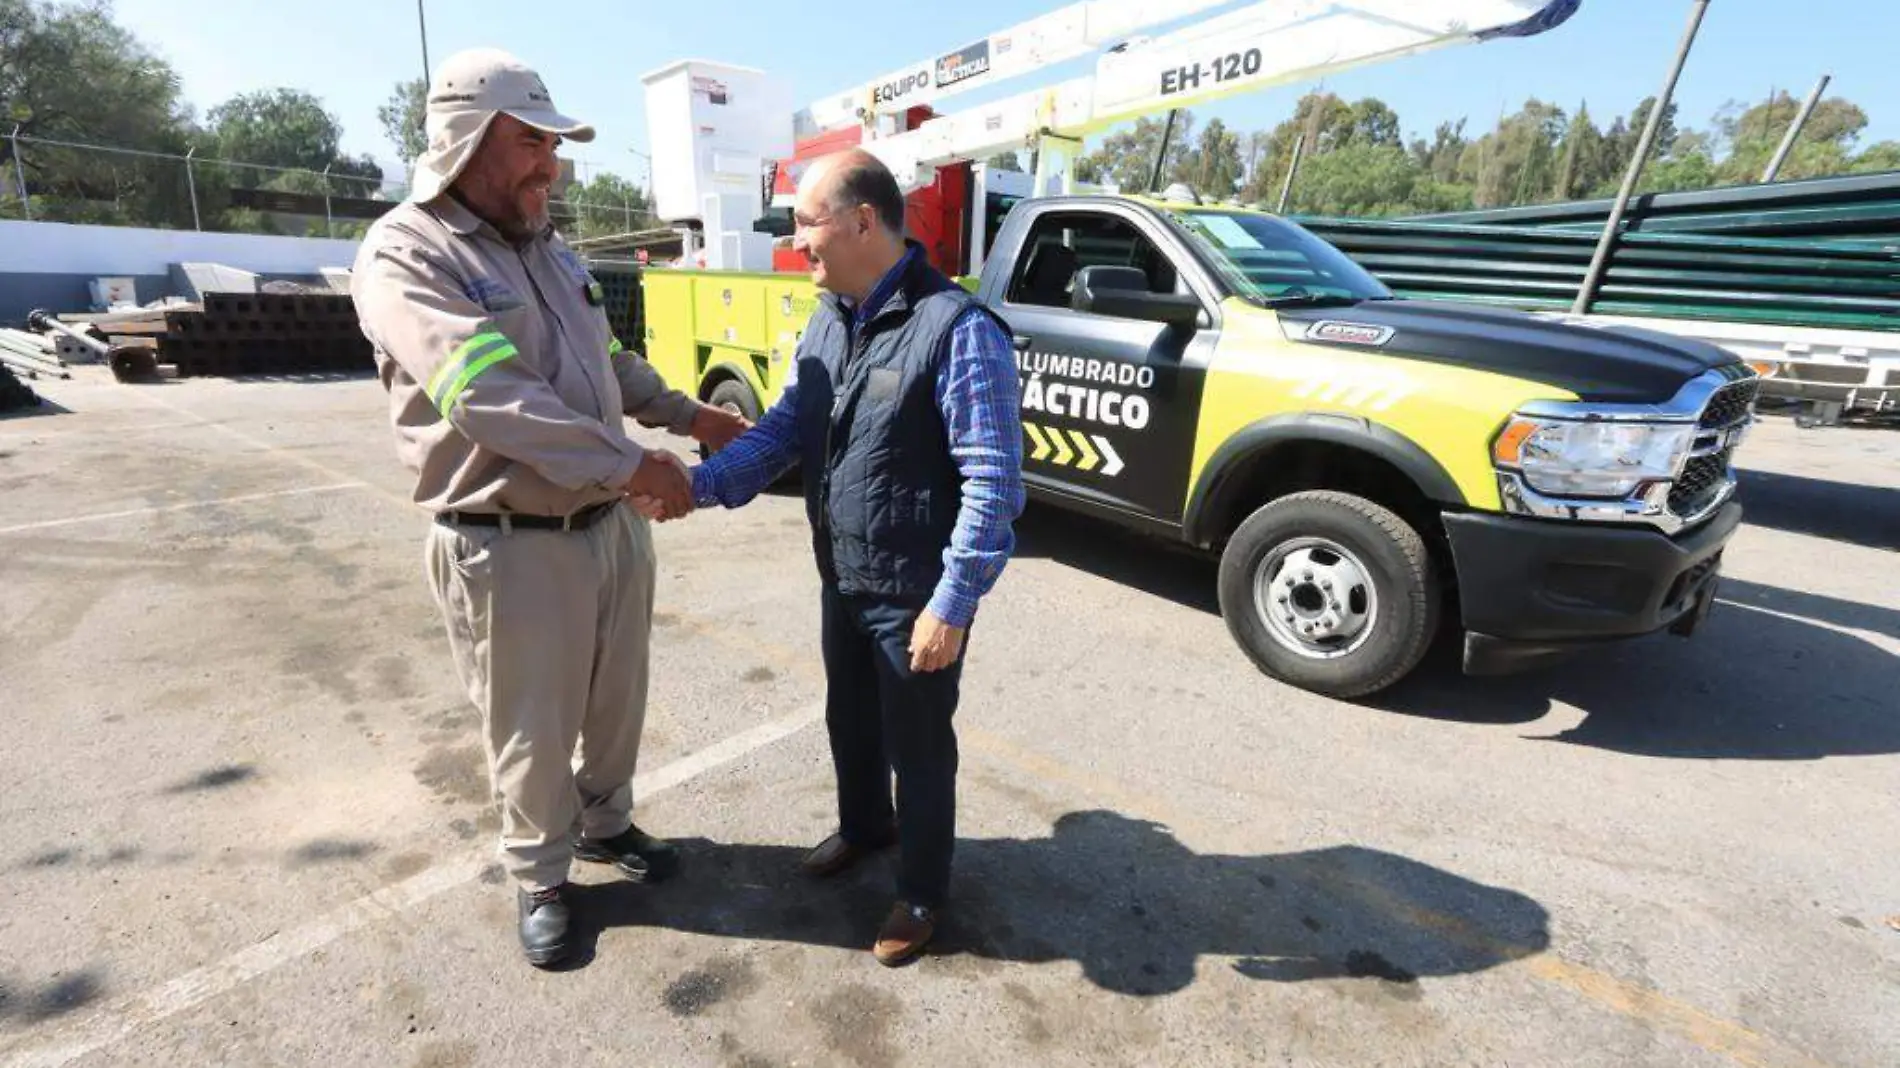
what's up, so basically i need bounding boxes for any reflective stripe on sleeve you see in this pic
[609,337,625,357]
[428,331,518,417]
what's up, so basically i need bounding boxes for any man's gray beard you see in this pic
[496,205,550,242]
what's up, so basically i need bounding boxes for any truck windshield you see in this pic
[1172,210,1393,305]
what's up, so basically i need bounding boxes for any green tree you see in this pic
[1712,92,1868,183]
[202,87,381,232]
[1340,98,1403,150]
[1459,99,1567,207]
[1850,140,1900,174]
[1552,104,1615,200]
[569,170,653,237]
[1410,119,1469,185]
[1174,117,1243,197]
[984,151,1024,172]
[0,0,196,225]
[208,88,368,179]
[378,78,427,166]
[1076,111,1194,191]
[1641,151,1719,193]
[1289,143,1470,217]
[1239,129,1273,199]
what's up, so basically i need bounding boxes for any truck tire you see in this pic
[1217,491,1440,699]
[701,378,762,460]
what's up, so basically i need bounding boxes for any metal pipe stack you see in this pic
[1287,171,1900,333]
[0,329,71,380]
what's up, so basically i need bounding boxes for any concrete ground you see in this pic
[0,368,1895,1068]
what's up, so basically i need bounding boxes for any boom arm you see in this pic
[797,0,1236,133]
[856,0,1581,193]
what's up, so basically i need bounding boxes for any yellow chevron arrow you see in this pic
[1072,429,1099,471]
[1048,426,1074,465]
[1024,422,1051,462]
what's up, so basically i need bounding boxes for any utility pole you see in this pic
[1147,110,1179,193]
[185,146,201,230]
[9,125,30,220]
[417,0,432,85]
[1277,134,1305,214]
[1762,74,1831,183]
[1573,0,1710,316]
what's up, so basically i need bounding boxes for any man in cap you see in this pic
[351,48,749,968]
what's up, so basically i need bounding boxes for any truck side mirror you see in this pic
[1070,265,1201,329]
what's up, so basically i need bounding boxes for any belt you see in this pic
[434,499,619,532]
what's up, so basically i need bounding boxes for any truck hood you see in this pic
[1275,299,1739,404]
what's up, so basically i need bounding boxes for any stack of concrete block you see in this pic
[156,292,372,377]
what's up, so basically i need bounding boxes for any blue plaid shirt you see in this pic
[692,249,1025,627]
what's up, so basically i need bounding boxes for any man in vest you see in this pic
[686,148,1026,965]
[351,48,749,969]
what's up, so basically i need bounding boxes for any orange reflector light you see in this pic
[1493,420,1536,465]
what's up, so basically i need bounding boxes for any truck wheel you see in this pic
[1217,491,1440,699]
[702,378,761,460]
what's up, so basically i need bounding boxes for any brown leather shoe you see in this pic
[873,902,936,966]
[798,828,895,878]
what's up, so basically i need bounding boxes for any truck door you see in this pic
[988,205,1221,525]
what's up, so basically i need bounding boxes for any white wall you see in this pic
[0,219,361,277]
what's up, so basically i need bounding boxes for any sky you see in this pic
[106,0,1898,193]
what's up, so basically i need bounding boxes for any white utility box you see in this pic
[641,59,793,233]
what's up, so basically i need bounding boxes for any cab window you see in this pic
[1005,212,1183,309]
[1173,210,1391,303]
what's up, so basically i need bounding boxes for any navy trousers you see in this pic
[820,584,965,908]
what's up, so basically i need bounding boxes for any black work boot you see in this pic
[517,884,571,967]
[574,824,680,883]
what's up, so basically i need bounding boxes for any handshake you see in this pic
[620,403,750,522]
[621,449,696,521]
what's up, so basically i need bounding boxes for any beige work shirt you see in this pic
[351,195,701,517]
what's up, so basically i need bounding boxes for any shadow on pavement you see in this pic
[1715,577,1900,642]
[1011,505,1220,615]
[0,397,72,421]
[1369,578,1900,760]
[1734,468,1900,551]
[564,810,1549,997]
[1006,491,1897,760]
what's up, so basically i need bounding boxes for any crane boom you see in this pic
[856,0,1581,193]
[797,0,1235,133]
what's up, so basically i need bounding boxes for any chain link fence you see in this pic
[1,132,659,242]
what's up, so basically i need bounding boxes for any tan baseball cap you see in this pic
[408,48,595,202]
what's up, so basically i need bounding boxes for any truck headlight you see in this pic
[1493,416,1694,499]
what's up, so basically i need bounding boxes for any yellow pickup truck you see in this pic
[638,192,1757,698]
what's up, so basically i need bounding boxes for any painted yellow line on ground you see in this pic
[45,381,1839,1068]
[1526,957,1834,1068]
[963,727,1837,1068]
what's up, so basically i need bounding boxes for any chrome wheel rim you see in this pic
[1251,537,1379,660]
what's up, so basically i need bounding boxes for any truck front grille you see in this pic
[1698,377,1760,428]
[1669,453,1730,517]
[1668,376,1758,522]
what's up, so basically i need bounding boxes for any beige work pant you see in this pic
[424,504,656,892]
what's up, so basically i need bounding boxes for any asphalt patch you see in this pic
[168,764,257,793]
[662,956,759,1017]
[413,744,488,805]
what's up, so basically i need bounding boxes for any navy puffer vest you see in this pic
[793,247,1002,602]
